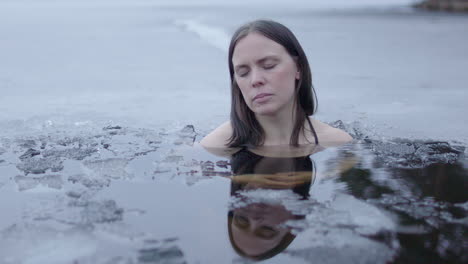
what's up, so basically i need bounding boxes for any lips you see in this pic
[253,93,273,103]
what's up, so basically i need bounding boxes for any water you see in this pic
[0,124,466,263]
[0,0,467,263]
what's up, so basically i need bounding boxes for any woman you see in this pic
[201,20,351,149]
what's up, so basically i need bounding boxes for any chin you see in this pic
[252,104,280,116]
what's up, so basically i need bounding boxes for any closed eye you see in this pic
[235,66,250,77]
[233,214,249,229]
[263,64,276,70]
[237,70,249,77]
[255,226,279,239]
[261,57,279,70]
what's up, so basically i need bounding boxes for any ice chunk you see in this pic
[173,125,197,146]
[84,158,130,180]
[138,238,185,264]
[16,156,64,175]
[14,175,63,191]
[81,200,123,224]
[19,148,41,161]
[370,139,465,168]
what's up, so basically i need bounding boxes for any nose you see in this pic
[250,68,265,88]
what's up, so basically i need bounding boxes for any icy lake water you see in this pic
[0,0,467,263]
[0,125,466,263]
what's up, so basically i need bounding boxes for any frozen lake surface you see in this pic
[0,0,467,142]
[0,0,467,263]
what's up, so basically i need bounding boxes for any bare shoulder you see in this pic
[310,118,353,146]
[200,121,233,148]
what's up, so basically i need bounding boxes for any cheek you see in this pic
[237,84,247,99]
[235,81,253,107]
[272,63,297,85]
[235,78,249,95]
[273,68,297,96]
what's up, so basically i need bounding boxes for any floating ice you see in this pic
[286,240,395,264]
[135,238,185,264]
[0,223,98,264]
[81,200,124,224]
[16,155,64,175]
[173,125,197,146]
[370,139,465,168]
[14,175,63,191]
[68,173,111,189]
[331,120,465,168]
[83,158,130,180]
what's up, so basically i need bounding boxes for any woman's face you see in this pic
[232,33,299,116]
[231,203,292,256]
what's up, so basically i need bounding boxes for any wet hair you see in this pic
[230,149,314,199]
[228,19,319,147]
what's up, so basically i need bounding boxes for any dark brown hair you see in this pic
[230,149,314,199]
[228,19,318,147]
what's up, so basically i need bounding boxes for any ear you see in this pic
[292,56,300,80]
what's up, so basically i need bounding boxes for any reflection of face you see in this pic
[231,203,294,257]
[232,33,299,116]
[229,150,313,259]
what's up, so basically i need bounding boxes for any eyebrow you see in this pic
[234,55,279,71]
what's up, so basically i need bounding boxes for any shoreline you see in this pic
[414,0,468,12]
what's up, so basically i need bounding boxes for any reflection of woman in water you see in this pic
[227,149,314,261]
[201,19,351,149]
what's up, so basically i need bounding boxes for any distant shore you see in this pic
[414,0,468,12]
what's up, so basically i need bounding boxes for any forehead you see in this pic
[232,33,289,65]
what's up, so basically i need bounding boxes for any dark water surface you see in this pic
[0,125,466,264]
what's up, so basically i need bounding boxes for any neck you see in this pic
[255,104,298,146]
